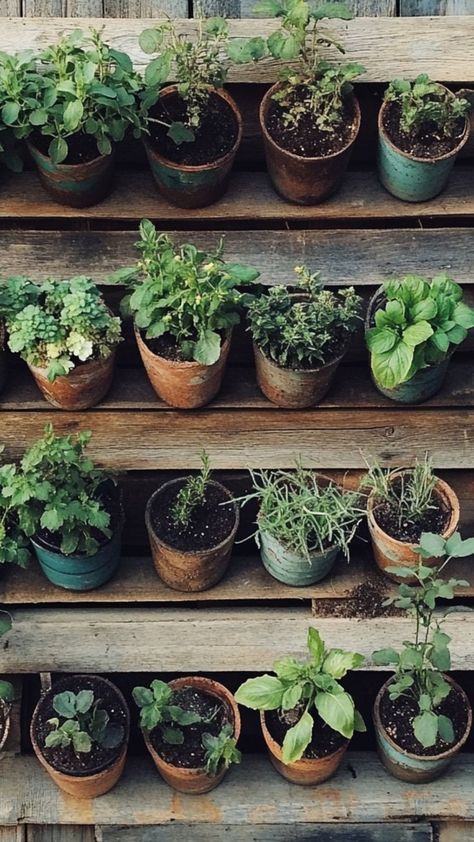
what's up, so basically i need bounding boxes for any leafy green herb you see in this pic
[0,50,42,171]
[202,723,241,775]
[172,450,211,528]
[384,74,470,144]
[0,449,31,568]
[132,680,202,744]
[0,614,14,705]
[361,455,438,535]
[45,689,124,754]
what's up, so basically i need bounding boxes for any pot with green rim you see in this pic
[258,525,339,587]
[31,525,122,592]
[27,140,115,208]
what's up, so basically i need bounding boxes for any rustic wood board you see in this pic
[0,831,25,842]
[438,823,474,841]
[21,0,189,16]
[101,823,433,841]
[400,1,473,14]
[27,830,95,842]
[103,1,188,16]
[196,0,398,17]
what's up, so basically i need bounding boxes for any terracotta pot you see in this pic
[146,478,239,592]
[260,83,361,205]
[135,326,231,409]
[0,700,11,754]
[28,352,116,410]
[254,341,346,408]
[27,140,115,208]
[143,86,243,209]
[142,676,241,794]
[260,710,348,785]
[367,471,459,582]
[373,676,472,783]
[0,321,7,395]
[31,675,130,799]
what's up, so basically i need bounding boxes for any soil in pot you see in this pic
[30,131,102,165]
[141,332,217,364]
[372,478,450,544]
[381,102,466,160]
[148,92,238,165]
[33,481,121,554]
[266,87,357,157]
[266,705,346,759]
[150,479,235,552]
[150,685,230,768]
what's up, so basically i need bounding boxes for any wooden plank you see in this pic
[0,1,21,13]
[438,823,474,842]
[22,1,103,14]
[27,830,95,842]
[400,1,473,14]
[194,0,398,16]
[102,823,433,841]
[103,0,188,17]
[0,831,24,842]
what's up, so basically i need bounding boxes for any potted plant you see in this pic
[373,532,473,783]
[2,276,122,410]
[0,49,40,175]
[31,674,129,798]
[0,614,14,756]
[365,274,474,403]
[236,626,365,784]
[247,266,362,407]
[0,276,39,399]
[237,463,365,586]
[139,17,265,208]
[145,451,239,592]
[116,219,259,408]
[0,447,31,570]
[133,675,241,794]
[362,456,460,581]
[378,74,470,202]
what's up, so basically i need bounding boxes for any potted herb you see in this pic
[373,532,473,783]
[237,464,364,586]
[31,675,129,798]
[247,266,362,407]
[117,219,259,408]
[145,451,239,592]
[362,457,459,581]
[0,276,39,398]
[2,276,122,411]
[365,274,474,403]
[236,627,365,784]
[0,449,31,570]
[0,614,14,756]
[133,675,241,794]
[139,17,265,208]
[0,49,40,175]
[378,75,470,202]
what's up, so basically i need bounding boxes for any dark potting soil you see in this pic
[383,102,466,159]
[267,705,347,759]
[150,685,229,768]
[34,675,128,776]
[266,87,357,158]
[31,131,103,165]
[143,332,194,363]
[148,92,238,166]
[379,683,469,756]
[34,481,121,555]
[151,480,235,552]
[373,480,449,544]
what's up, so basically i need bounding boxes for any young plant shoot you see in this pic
[45,690,124,755]
[172,450,211,529]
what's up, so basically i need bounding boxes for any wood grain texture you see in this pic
[0,1,21,13]
[0,831,24,842]
[195,0,397,17]
[438,824,474,842]
[400,1,473,14]
[27,830,95,842]
[101,823,433,841]
[103,0,188,17]
[22,0,104,14]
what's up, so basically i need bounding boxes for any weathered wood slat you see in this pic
[0,1,21,13]
[103,0,188,16]
[438,823,474,842]
[22,0,103,15]
[0,830,25,842]
[27,830,95,842]
[102,823,433,841]
[195,0,397,18]
[400,1,473,14]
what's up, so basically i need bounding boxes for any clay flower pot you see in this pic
[367,472,459,582]
[0,699,11,754]
[373,676,472,783]
[142,676,241,794]
[145,478,239,592]
[259,526,339,587]
[28,352,116,411]
[27,140,115,208]
[260,710,348,785]
[143,85,243,209]
[0,321,7,396]
[259,83,361,205]
[135,326,231,409]
[377,96,470,202]
[31,675,130,799]
[254,341,346,408]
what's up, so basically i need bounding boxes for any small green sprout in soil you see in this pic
[172,450,211,528]
[45,690,124,755]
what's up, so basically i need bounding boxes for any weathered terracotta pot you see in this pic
[146,478,239,592]
[135,326,231,409]
[144,86,242,209]
[260,710,348,785]
[27,140,115,208]
[28,352,116,410]
[373,676,472,783]
[0,321,7,395]
[0,700,11,754]
[260,83,361,205]
[31,675,130,799]
[254,341,346,408]
[367,472,459,582]
[143,676,241,794]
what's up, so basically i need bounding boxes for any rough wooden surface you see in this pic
[197,0,398,17]
[101,823,433,841]
[21,0,188,15]
[0,830,24,842]
[400,1,473,14]
[27,830,95,842]
[0,1,21,13]
[438,823,474,841]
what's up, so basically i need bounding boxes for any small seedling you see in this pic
[172,450,211,528]
[202,723,241,775]
[384,74,469,143]
[45,690,124,755]
[133,679,202,744]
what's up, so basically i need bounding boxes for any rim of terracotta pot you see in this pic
[259,82,361,163]
[145,476,239,558]
[260,709,349,767]
[143,85,243,172]
[373,675,472,762]
[378,95,470,165]
[27,138,114,169]
[0,699,11,754]
[28,348,117,380]
[135,325,231,371]
[30,674,130,778]
[142,675,241,773]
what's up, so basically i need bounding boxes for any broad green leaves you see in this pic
[282,710,313,764]
[385,74,470,144]
[45,687,124,755]
[235,675,285,710]
[315,690,355,739]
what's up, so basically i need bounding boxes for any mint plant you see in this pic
[384,75,469,145]
[45,689,124,754]
[366,274,474,390]
[133,679,202,744]
[172,450,211,528]
[373,532,472,749]
[202,723,241,775]
[236,627,365,763]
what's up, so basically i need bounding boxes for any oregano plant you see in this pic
[384,75,470,145]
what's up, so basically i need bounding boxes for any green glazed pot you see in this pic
[31,527,122,592]
[27,140,115,208]
[259,528,339,586]
[377,99,469,202]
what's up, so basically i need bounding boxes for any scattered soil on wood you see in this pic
[34,481,121,555]
[383,102,466,159]
[373,480,449,544]
[34,675,127,776]
[266,87,357,158]
[151,685,230,768]
[313,576,394,619]
[150,480,236,552]
[267,705,347,759]
[379,681,469,756]
[148,91,238,166]
[31,131,102,165]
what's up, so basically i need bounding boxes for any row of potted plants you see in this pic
[0,5,471,209]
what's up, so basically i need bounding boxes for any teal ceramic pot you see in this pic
[377,99,469,202]
[258,527,339,586]
[27,140,115,208]
[143,85,242,209]
[0,322,7,395]
[373,677,472,783]
[31,527,122,591]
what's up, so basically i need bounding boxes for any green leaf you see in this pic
[371,340,413,389]
[206,16,228,36]
[139,28,163,54]
[403,320,433,347]
[322,649,364,679]
[410,298,437,322]
[194,330,221,365]
[72,730,92,753]
[353,709,366,733]
[445,534,474,558]
[0,614,12,638]
[170,707,202,726]
[438,714,455,744]
[167,121,195,146]
[267,30,301,61]
[431,330,449,353]
[372,648,400,666]
[235,675,285,710]
[253,0,283,14]
[40,507,63,533]
[161,726,184,744]
[418,532,446,558]
[311,2,353,20]
[144,55,172,88]
[365,327,398,354]
[315,690,355,739]
[48,137,68,164]
[281,683,303,711]
[413,710,438,748]
[281,710,313,764]
[1,102,20,126]
[0,680,14,703]
[63,100,84,132]
[225,263,260,283]
[453,301,474,329]
[132,686,154,707]
[53,691,77,718]
[307,627,325,667]
[75,689,94,714]
[431,645,450,671]
[100,722,124,749]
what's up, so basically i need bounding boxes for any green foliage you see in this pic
[132,679,203,744]
[117,219,259,366]
[384,74,470,143]
[236,627,365,764]
[0,449,31,568]
[0,613,13,705]
[0,50,41,171]
[361,455,438,534]
[172,450,211,528]
[3,276,122,382]
[247,266,361,369]
[373,531,472,749]
[45,689,124,755]
[202,723,241,775]
[365,274,474,389]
